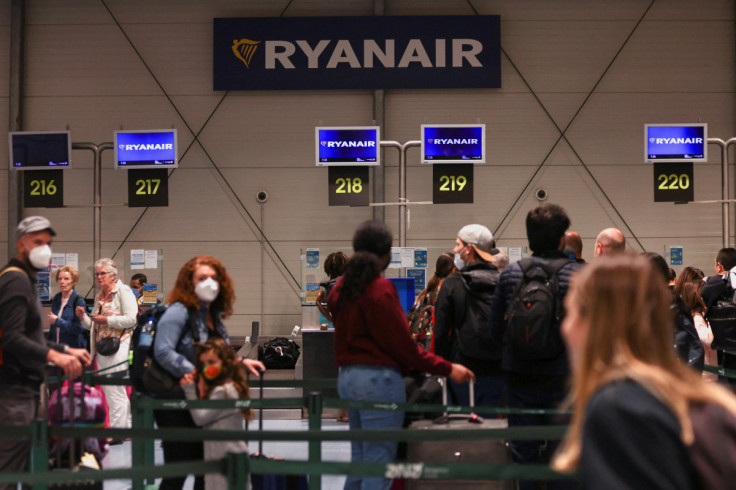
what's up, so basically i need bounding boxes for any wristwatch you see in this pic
[63,344,70,354]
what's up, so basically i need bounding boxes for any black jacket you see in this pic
[0,259,65,392]
[434,261,501,376]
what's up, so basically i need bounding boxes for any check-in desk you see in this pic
[300,328,338,399]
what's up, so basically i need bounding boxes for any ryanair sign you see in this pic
[213,16,501,90]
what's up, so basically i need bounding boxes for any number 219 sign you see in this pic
[328,166,369,206]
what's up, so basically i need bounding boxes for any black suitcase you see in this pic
[406,379,513,490]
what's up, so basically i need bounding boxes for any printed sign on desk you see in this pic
[670,246,683,266]
[407,268,426,296]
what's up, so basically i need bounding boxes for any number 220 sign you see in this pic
[653,162,693,203]
[328,166,369,206]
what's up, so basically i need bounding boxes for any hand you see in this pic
[242,358,266,376]
[90,315,108,325]
[75,306,87,320]
[180,372,195,386]
[47,312,58,324]
[47,349,83,380]
[448,363,476,384]
[197,375,207,398]
[68,348,92,367]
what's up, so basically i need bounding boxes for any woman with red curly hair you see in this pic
[152,256,263,490]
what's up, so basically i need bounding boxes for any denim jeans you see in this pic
[506,379,575,490]
[338,365,406,490]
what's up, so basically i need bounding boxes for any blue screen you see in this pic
[423,126,484,163]
[388,277,416,315]
[646,125,706,161]
[11,132,70,168]
[116,131,177,167]
[317,128,379,165]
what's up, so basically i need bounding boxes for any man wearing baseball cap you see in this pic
[0,216,91,484]
[434,224,504,411]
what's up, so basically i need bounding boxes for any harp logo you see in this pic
[232,39,261,68]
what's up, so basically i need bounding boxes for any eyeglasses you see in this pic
[94,272,108,277]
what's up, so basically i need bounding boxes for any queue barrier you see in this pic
[15,361,736,490]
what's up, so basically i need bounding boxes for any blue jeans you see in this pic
[506,379,575,490]
[338,365,406,490]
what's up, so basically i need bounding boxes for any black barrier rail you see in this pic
[1,391,573,490]
[0,453,574,487]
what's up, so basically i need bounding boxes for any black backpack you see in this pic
[504,258,570,360]
[707,283,736,351]
[129,304,198,395]
[260,337,300,369]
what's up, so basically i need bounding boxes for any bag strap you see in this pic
[0,266,27,281]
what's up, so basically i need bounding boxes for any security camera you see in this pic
[256,190,269,203]
[535,188,548,201]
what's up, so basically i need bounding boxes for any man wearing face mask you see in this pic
[0,216,91,485]
[434,224,504,410]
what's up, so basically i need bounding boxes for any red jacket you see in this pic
[328,275,452,377]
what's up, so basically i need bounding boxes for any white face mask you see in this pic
[29,244,52,270]
[194,277,219,303]
[454,252,466,271]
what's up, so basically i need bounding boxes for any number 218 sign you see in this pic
[328,166,369,206]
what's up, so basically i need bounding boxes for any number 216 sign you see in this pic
[24,170,63,208]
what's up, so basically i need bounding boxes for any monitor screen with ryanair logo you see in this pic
[213,16,501,91]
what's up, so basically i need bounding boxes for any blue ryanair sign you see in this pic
[213,16,501,90]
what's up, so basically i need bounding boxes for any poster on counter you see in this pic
[36,271,50,301]
[142,283,158,305]
[144,250,158,269]
[407,268,426,296]
[414,249,428,268]
[130,249,145,270]
[306,249,320,269]
[305,282,321,303]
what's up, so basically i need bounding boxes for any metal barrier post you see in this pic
[29,418,48,490]
[307,392,323,490]
[226,452,250,490]
[130,394,155,490]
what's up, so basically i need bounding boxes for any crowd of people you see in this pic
[4,209,736,490]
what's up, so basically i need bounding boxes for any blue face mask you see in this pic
[132,288,140,298]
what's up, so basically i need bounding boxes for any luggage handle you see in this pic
[434,377,482,425]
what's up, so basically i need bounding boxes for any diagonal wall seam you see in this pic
[98,0,301,293]
[467,0,655,251]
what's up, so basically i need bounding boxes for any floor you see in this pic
[101,419,350,490]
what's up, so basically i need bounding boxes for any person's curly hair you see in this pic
[194,338,251,419]
[167,256,235,317]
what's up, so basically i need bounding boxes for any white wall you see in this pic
[2,0,734,336]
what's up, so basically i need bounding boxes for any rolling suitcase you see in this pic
[406,379,513,490]
[46,366,106,489]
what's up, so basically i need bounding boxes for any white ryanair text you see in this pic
[264,39,483,69]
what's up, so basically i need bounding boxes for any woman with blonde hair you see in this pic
[552,253,736,488]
